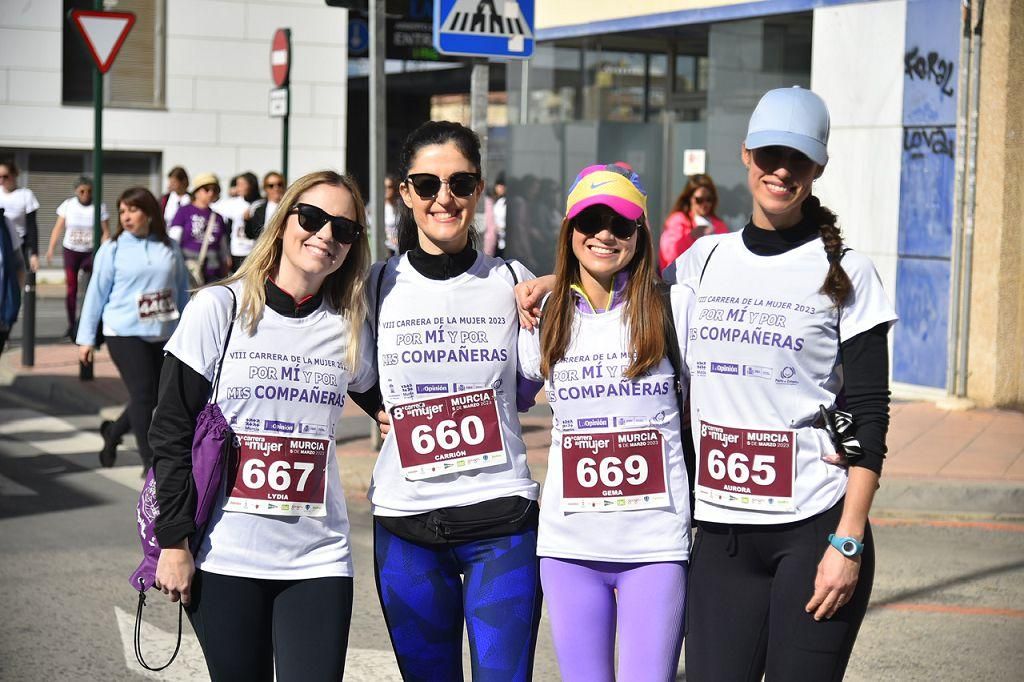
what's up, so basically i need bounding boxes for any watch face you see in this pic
[841,540,857,555]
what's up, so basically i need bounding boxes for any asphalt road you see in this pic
[1,389,1022,681]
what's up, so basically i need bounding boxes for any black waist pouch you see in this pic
[377,495,539,546]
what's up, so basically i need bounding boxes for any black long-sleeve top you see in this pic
[149,279,328,548]
[741,219,891,474]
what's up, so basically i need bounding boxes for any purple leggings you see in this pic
[540,557,687,682]
[63,248,93,328]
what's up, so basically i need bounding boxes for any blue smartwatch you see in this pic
[827,533,864,557]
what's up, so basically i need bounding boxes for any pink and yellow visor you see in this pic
[565,163,648,221]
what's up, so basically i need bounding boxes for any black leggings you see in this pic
[105,336,164,469]
[186,570,353,682]
[684,500,874,682]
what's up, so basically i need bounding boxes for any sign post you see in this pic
[271,28,292,180]
[433,0,534,225]
[63,6,133,373]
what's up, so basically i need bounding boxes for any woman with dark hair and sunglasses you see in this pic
[659,173,728,271]
[76,187,189,471]
[365,120,543,681]
[517,163,693,681]
[149,170,375,681]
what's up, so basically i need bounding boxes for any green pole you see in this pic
[92,0,103,252]
[283,87,290,181]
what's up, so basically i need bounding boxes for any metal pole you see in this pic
[369,0,386,449]
[945,0,972,395]
[20,252,35,367]
[470,59,489,230]
[93,0,103,251]
[956,0,985,398]
[283,88,290,181]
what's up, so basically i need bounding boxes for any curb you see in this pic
[872,478,1024,521]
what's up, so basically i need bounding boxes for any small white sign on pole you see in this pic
[269,88,288,118]
[683,149,707,176]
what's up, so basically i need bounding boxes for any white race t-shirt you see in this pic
[212,196,254,257]
[163,190,190,224]
[57,198,108,253]
[0,186,40,250]
[518,286,694,562]
[164,281,377,579]
[368,253,539,516]
[676,232,897,525]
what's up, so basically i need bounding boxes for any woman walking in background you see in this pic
[161,166,191,225]
[214,172,260,273]
[0,159,41,282]
[46,177,110,339]
[169,172,229,285]
[244,171,286,242]
[659,173,728,271]
[76,187,189,472]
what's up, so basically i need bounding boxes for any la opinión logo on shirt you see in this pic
[710,362,740,375]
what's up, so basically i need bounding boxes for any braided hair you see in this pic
[803,195,852,306]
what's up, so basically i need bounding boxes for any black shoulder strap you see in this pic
[659,283,683,399]
[373,258,391,342]
[698,242,721,286]
[209,286,237,403]
[503,259,519,285]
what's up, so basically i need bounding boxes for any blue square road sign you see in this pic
[433,0,534,59]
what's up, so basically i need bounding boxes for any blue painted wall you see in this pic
[893,0,961,388]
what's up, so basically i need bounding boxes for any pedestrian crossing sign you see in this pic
[433,0,535,59]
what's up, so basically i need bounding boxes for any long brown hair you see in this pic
[803,195,852,306]
[540,207,666,380]
[116,187,170,245]
[217,170,371,372]
[670,173,719,216]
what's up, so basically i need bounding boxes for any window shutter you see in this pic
[106,0,164,108]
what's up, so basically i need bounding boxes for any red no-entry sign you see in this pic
[271,28,291,87]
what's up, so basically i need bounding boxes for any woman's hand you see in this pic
[805,546,861,621]
[154,541,195,606]
[45,249,54,266]
[514,275,555,330]
[377,408,391,438]
[78,345,94,364]
[29,254,39,273]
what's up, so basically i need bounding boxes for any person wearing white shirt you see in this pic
[0,159,40,282]
[161,166,191,225]
[46,177,110,338]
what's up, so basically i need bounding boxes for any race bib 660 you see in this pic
[391,389,506,480]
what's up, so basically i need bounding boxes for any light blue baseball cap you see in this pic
[744,86,830,166]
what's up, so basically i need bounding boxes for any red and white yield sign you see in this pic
[70,9,136,74]
[271,28,291,87]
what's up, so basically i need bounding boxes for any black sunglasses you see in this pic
[572,209,641,240]
[288,203,363,244]
[405,172,480,199]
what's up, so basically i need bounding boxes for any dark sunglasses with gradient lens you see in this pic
[405,172,480,199]
[572,206,642,240]
[288,203,364,244]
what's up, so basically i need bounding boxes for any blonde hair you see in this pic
[215,170,371,372]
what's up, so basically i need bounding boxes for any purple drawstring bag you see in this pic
[129,287,237,671]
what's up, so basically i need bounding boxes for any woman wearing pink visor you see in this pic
[518,163,693,681]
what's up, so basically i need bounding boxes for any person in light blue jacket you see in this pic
[77,187,190,473]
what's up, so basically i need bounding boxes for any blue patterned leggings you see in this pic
[373,520,542,682]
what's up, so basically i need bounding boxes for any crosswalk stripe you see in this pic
[0,472,37,496]
[0,408,103,454]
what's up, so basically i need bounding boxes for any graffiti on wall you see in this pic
[903,127,955,159]
[904,46,956,99]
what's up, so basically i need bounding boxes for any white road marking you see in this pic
[0,408,103,453]
[0,472,37,496]
[115,607,402,681]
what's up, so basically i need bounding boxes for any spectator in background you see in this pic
[483,173,507,257]
[46,177,111,339]
[161,166,191,225]
[170,173,229,286]
[383,172,400,257]
[244,171,286,242]
[213,172,259,273]
[659,173,729,271]
[0,209,21,356]
[0,159,40,282]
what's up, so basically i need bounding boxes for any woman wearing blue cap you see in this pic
[672,86,897,679]
[517,162,693,681]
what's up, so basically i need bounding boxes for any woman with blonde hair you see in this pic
[149,170,375,681]
[518,163,693,681]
